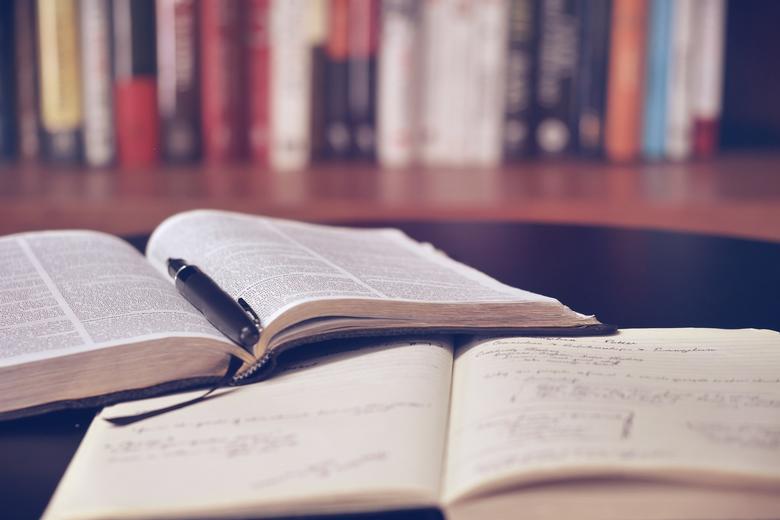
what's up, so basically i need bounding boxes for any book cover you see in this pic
[200,0,246,162]
[691,0,726,158]
[665,0,694,160]
[641,0,672,159]
[0,0,16,161]
[604,0,648,162]
[324,0,352,159]
[14,0,40,161]
[37,0,83,164]
[80,0,115,167]
[534,0,579,157]
[269,0,312,171]
[156,0,200,163]
[347,0,379,159]
[575,0,611,157]
[247,0,271,165]
[113,0,159,168]
[503,0,537,161]
[377,0,423,168]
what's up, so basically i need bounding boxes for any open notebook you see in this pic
[44,328,780,520]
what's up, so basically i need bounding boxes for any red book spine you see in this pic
[115,79,160,167]
[200,0,246,162]
[247,0,271,164]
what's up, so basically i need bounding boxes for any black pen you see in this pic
[167,258,261,353]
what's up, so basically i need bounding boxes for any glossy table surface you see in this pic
[1,221,779,519]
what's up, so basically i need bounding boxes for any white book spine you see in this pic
[665,0,694,160]
[421,0,472,167]
[377,0,422,168]
[269,0,312,171]
[691,0,726,121]
[79,0,115,166]
[465,0,508,166]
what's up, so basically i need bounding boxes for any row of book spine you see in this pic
[0,0,726,170]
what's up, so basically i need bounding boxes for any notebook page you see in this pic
[443,329,780,503]
[44,339,453,520]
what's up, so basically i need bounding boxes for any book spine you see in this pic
[503,0,536,160]
[80,0,115,167]
[467,0,509,166]
[421,0,469,166]
[14,0,40,161]
[641,0,672,159]
[37,0,83,164]
[113,0,159,168]
[247,0,271,165]
[377,0,422,168]
[604,0,648,162]
[691,0,726,158]
[347,0,379,159]
[200,0,246,162]
[0,0,16,161]
[308,0,328,161]
[156,0,200,163]
[269,0,311,171]
[576,0,611,157]
[665,0,694,160]
[324,0,351,158]
[534,0,579,157]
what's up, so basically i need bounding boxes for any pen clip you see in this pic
[237,297,263,331]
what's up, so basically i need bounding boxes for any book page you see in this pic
[146,210,558,325]
[443,329,780,503]
[0,231,228,367]
[44,339,454,520]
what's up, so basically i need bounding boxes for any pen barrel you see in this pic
[174,265,259,352]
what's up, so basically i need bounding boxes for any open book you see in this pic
[0,210,608,419]
[44,329,780,520]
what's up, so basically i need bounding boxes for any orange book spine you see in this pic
[604,0,648,162]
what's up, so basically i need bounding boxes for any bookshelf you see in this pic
[2,152,779,242]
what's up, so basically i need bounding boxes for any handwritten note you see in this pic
[44,340,453,520]
[444,328,780,503]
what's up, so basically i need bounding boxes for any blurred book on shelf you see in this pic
[0,0,776,171]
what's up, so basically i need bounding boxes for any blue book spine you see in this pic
[642,0,673,158]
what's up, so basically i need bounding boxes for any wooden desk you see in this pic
[1,221,779,519]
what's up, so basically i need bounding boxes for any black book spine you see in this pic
[503,0,537,160]
[0,0,16,161]
[533,0,579,157]
[324,0,352,159]
[14,0,40,161]
[346,0,378,160]
[310,31,328,161]
[576,0,611,156]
